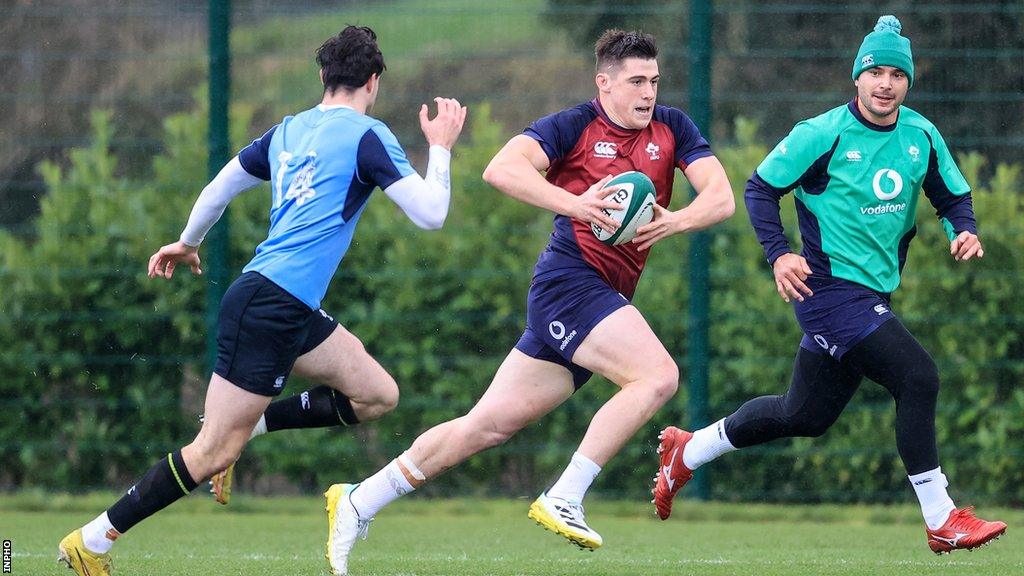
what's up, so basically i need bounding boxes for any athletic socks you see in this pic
[104,450,199,537]
[249,414,268,439]
[909,467,957,530]
[683,418,737,470]
[349,456,416,518]
[264,386,359,432]
[546,452,601,504]
[81,512,118,554]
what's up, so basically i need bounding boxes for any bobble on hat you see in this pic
[874,15,902,34]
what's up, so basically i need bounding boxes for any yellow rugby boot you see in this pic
[210,461,235,505]
[528,492,603,550]
[324,483,371,575]
[58,529,113,576]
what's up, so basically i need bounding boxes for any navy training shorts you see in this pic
[514,267,630,390]
[794,275,895,360]
[214,272,338,396]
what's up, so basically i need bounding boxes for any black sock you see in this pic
[106,450,198,533]
[264,385,359,432]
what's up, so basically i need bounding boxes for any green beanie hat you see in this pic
[853,15,914,86]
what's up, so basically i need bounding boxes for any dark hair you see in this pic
[316,26,386,94]
[594,29,658,71]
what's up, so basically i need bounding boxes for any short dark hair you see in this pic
[594,29,658,71]
[316,26,386,94]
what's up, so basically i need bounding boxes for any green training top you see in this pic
[748,100,975,293]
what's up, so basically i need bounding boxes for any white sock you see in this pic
[249,415,267,439]
[546,452,601,505]
[682,418,737,470]
[349,458,415,518]
[909,467,956,530]
[81,512,118,554]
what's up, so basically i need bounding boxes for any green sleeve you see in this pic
[756,119,836,190]
[928,125,971,197]
[923,125,973,242]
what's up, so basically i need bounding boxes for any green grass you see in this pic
[4,494,1021,575]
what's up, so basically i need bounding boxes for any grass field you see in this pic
[4,493,1020,576]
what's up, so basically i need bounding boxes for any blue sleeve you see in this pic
[523,105,596,163]
[237,125,277,181]
[745,171,792,265]
[921,133,976,239]
[357,125,416,190]
[656,106,713,168]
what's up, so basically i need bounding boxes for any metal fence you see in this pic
[1,0,1021,501]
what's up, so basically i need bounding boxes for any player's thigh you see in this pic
[465,348,575,434]
[571,305,678,388]
[195,373,272,453]
[292,324,395,400]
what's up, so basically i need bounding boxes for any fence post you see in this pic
[687,0,713,501]
[206,0,231,375]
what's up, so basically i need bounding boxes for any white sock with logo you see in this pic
[249,415,267,439]
[682,418,737,470]
[349,458,416,519]
[909,467,956,530]
[81,512,118,554]
[546,452,601,505]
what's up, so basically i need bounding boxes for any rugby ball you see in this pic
[590,171,657,246]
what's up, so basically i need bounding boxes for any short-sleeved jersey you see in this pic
[749,100,974,293]
[236,105,415,309]
[524,99,713,299]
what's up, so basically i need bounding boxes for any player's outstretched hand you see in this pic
[148,241,202,279]
[420,97,467,150]
[772,253,813,303]
[950,231,984,261]
[570,175,621,234]
[632,204,685,251]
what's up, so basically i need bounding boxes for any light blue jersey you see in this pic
[237,105,415,309]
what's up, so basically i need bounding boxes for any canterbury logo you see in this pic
[593,141,617,158]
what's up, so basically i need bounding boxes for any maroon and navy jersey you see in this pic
[524,99,713,299]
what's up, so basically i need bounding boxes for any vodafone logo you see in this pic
[593,141,617,158]
[549,321,566,340]
[872,169,904,201]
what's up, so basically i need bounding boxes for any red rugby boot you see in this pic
[652,426,694,520]
[926,507,1006,554]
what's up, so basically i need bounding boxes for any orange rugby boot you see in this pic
[652,426,694,520]
[926,507,1006,554]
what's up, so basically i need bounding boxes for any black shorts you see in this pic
[214,272,338,396]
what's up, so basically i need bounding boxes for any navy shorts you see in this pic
[214,272,338,396]
[794,276,895,360]
[514,268,630,390]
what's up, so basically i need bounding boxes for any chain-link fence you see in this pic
[2,1,1021,503]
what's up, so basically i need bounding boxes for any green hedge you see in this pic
[1,105,1020,505]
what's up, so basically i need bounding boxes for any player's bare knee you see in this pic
[374,376,400,412]
[646,360,680,403]
[358,380,399,421]
[190,432,244,470]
